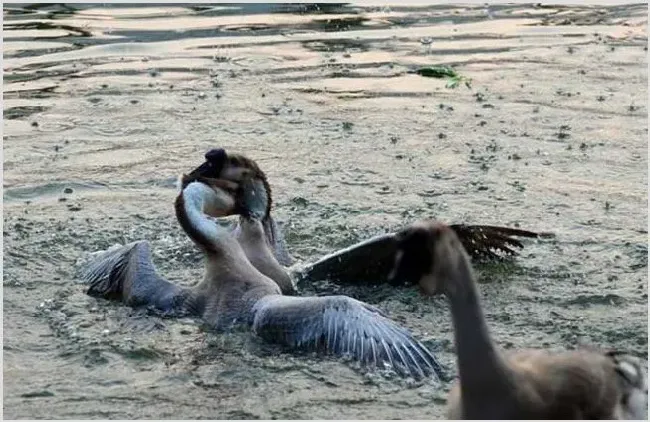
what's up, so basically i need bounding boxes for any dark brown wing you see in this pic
[295,233,399,285]
[296,225,539,286]
[449,224,538,261]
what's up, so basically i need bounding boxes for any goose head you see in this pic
[387,220,473,296]
[180,148,273,221]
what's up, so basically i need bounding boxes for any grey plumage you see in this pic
[80,241,189,315]
[78,240,446,380]
[251,295,446,380]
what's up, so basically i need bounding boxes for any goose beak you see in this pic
[181,161,215,190]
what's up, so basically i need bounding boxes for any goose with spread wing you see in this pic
[386,220,647,419]
[81,149,445,380]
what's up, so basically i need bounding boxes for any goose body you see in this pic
[388,220,648,419]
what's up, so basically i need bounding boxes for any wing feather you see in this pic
[251,295,445,380]
[79,241,189,314]
[449,224,538,261]
[296,224,539,285]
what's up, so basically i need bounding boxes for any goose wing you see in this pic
[295,233,398,285]
[296,225,538,285]
[79,241,189,314]
[448,224,538,261]
[251,294,446,380]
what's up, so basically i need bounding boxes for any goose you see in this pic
[387,219,648,419]
[81,149,445,380]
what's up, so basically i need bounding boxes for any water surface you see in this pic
[3,3,648,419]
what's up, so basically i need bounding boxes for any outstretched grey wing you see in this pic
[295,225,539,285]
[251,294,446,380]
[79,241,189,314]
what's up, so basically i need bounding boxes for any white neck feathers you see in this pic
[181,181,231,246]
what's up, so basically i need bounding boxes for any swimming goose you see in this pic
[81,151,446,380]
[387,220,648,419]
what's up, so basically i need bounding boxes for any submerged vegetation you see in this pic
[414,65,473,89]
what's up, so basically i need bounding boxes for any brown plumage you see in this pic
[179,149,294,289]
[388,220,648,420]
[225,152,274,219]
[181,149,274,219]
[181,149,293,270]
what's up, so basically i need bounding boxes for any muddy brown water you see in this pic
[3,3,648,419]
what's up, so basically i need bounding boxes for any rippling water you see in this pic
[3,3,648,419]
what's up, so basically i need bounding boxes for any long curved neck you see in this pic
[174,182,233,254]
[258,214,292,267]
[236,177,292,267]
[175,182,282,304]
[235,216,295,294]
[446,261,515,400]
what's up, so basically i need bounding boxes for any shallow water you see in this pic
[3,3,648,419]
